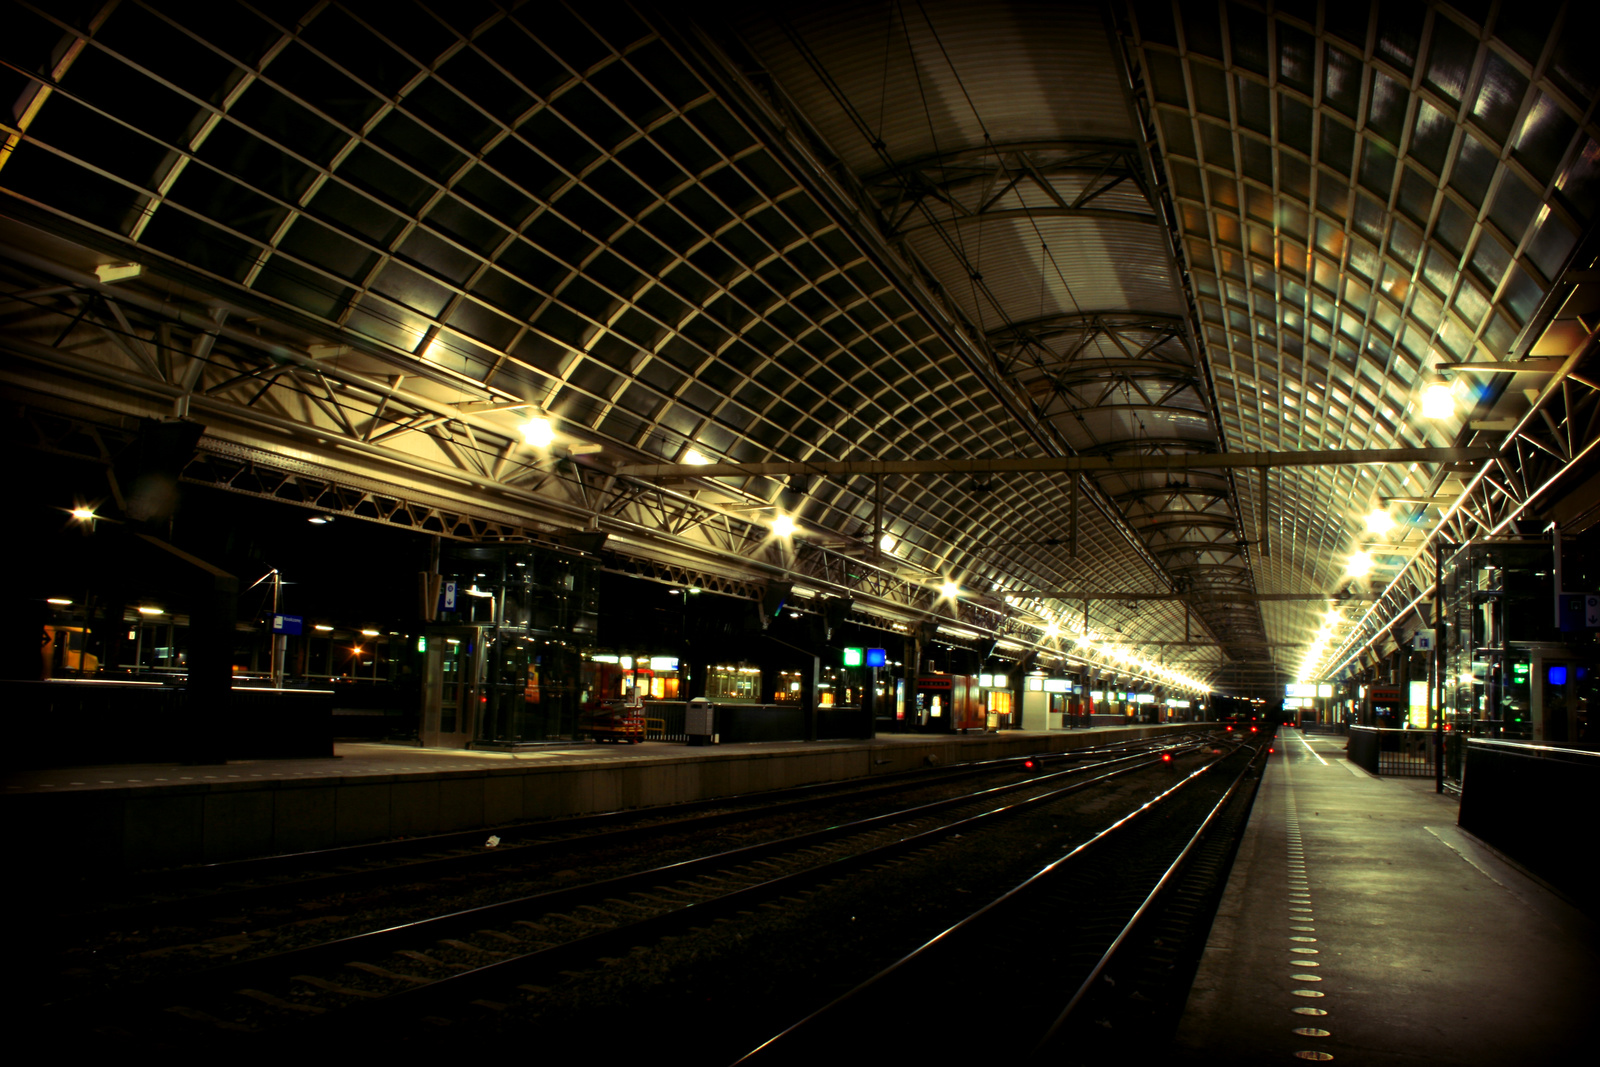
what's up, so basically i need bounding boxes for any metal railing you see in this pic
[1347,726,1437,777]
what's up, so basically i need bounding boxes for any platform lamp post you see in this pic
[271,569,285,689]
[1434,541,1449,794]
[246,567,287,688]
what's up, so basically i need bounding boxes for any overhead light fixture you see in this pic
[137,606,164,615]
[940,580,960,600]
[46,597,72,606]
[70,508,95,521]
[879,533,897,552]
[1420,376,1454,419]
[360,628,380,636]
[308,515,332,525]
[682,447,712,465]
[771,515,796,538]
[1346,551,1374,578]
[519,416,553,447]
[1364,508,1396,534]
[314,624,334,632]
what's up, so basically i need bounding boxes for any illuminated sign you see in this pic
[865,648,887,668]
[842,647,863,667]
[1043,678,1069,693]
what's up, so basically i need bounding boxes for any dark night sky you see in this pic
[19,448,434,629]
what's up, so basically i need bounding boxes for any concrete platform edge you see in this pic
[4,725,1187,871]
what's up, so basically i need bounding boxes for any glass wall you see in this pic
[439,542,597,745]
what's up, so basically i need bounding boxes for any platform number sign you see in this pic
[440,580,458,612]
[842,647,863,667]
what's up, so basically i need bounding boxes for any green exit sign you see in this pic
[843,647,863,667]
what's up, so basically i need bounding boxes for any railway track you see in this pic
[40,736,1206,1048]
[734,734,1268,1064]
[55,733,1173,938]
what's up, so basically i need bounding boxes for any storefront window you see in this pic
[707,664,760,702]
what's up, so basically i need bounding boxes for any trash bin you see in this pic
[687,697,715,746]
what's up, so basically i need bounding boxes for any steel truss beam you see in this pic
[620,447,1495,479]
[1,260,1220,685]
[863,140,1158,237]
[1014,591,1373,603]
[681,24,1248,674]
[1326,275,1600,677]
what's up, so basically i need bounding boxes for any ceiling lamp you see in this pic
[1346,551,1374,578]
[1364,508,1396,534]
[682,447,712,465]
[519,416,554,447]
[939,580,960,600]
[879,533,897,552]
[1420,377,1454,419]
[771,515,796,538]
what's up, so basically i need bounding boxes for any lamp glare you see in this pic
[519,416,554,447]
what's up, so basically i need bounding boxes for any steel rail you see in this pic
[732,740,1245,1063]
[55,743,1187,1020]
[72,741,1164,933]
[276,747,1194,1036]
[1032,742,1264,1052]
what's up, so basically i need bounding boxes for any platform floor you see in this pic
[0,725,1138,795]
[1172,728,1596,1065]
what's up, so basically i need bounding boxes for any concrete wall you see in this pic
[5,725,1188,872]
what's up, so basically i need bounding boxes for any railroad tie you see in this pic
[164,1005,256,1031]
[437,938,505,955]
[345,962,430,985]
[236,988,326,1013]
[290,974,383,998]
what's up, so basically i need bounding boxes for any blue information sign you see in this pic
[865,648,887,668]
[271,614,303,635]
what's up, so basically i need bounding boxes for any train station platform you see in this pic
[1173,728,1596,1065]
[1,723,1189,873]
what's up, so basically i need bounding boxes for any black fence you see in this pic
[643,700,686,742]
[639,701,873,744]
[1347,726,1436,777]
[1459,738,1599,912]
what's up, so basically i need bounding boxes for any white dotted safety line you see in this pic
[1284,743,1333,1061]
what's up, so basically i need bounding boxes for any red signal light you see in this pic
[1250,726,1258,732]
[1023,759,1036,769]
[1269,747,1275,753]
[1161,752,1172,763]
